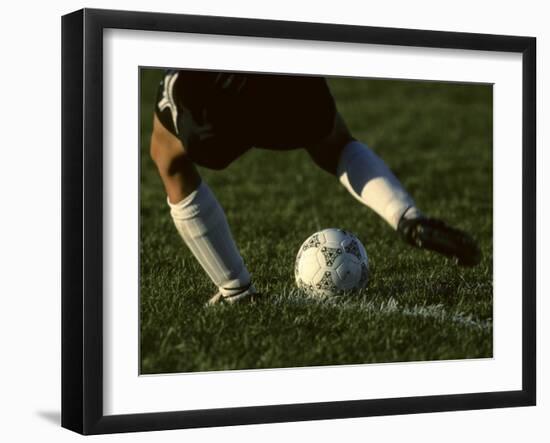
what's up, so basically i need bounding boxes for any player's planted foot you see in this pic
[398,216,481,267]
[207,283,259,306]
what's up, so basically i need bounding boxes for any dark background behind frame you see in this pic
[62,8,536,435]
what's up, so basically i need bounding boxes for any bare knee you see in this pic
[150,115,201,200]
[151,139,189,177]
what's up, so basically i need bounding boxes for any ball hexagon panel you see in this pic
[335,257,361,290]
[296,247,322,283]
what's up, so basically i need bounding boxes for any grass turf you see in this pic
[139,69,493,374]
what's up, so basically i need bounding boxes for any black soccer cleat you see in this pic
[397,216,481,267]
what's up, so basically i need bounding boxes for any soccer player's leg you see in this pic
[305,112,481,267]
[150,114,257,303]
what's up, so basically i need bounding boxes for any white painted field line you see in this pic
[278,294,492,331]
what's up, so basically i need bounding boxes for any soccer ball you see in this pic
[294,228,369,297]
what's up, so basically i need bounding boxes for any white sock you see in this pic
[168,182,252,296]
[337,140,422,229]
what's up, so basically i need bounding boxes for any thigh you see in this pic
[150,114,201,202]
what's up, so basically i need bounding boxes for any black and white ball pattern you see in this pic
[295,228,369,297]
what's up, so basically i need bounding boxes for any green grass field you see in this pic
[139,69,493,374]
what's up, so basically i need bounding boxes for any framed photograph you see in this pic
[61,8,536,435]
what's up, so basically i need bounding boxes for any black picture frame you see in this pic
[62,8,536,435]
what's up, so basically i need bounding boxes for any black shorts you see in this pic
[154,70,336,169]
